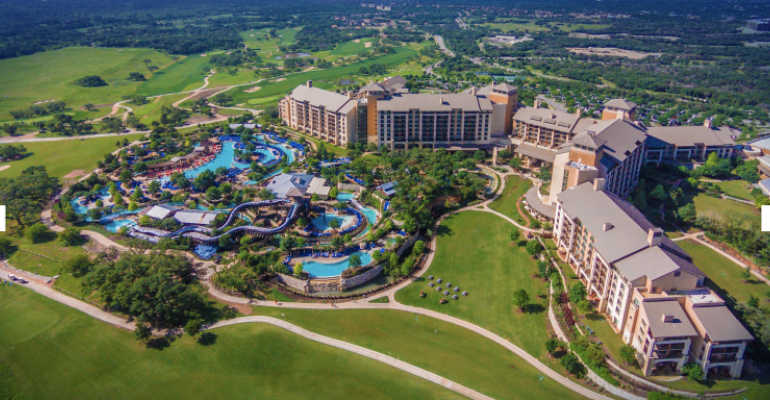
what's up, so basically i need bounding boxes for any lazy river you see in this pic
[300,251,373,278]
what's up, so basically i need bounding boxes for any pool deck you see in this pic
[291,250,373,266]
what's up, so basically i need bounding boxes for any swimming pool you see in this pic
[183,142,251,179]
[311,213,355,231]
[336,192,355,201]
[104,219,134,233]
[300,251,373,278]
[70,188,111,215]
[360,206,378,225]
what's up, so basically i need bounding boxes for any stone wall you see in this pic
[339,264,384,291]
[275,273,309,293]
[396,234,421,257]
[337,182,362,192]
[308,278,341,294]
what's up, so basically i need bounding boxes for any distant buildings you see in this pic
[553,180,753,378]
[746,18,770,32]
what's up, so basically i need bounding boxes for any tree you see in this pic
[536,260,550,278]
[389,252,399,269]
[185,319,203,336]
[131,187,143,202]
[127,72,146,81]
[681,363,703,381]
[651,184,667,201]
[509,227,520,243]
[412,240,425,256]
[218,234,232,249]
[311,193,320,202]
[63,254,93,277]
[349,254,362,269]
[119,169,133,183]
[294,262,304,277]
[569,282,587,303]
[257,188,275,200]
[76,75,107,87]
[560,354,585,378]
[747,295,760,308]
[676,203,696,224]
[619,345,638,366]
[148,180,161,195]
[128,201,140,211]
[328,218,341,230]
[400,257,415,276]
[206,186,222,201]
[742,268,752,281]
[84,103,95,111]
[526,239,541,256]
[512,289,530,311]
[545,338,560,355]
[25,223,51,244]
[194,170,217,191]
[59,227,83,246]
[113,192,124,207]
[0,236,15,259]
[135,322,152,342]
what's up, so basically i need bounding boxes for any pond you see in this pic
[275,52,312,59]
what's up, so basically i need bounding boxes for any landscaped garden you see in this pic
[488,175,532,225]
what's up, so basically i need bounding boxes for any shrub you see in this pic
[681,363,703,381]
[25,223,52,244]
[560,353,586,378]
[569,282,587,303]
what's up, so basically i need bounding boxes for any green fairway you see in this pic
[395,212,551,359]
[0,287,465,400]
[0,47,177,122]
[677,240,769,304]
[229,46,418,103]
[129,94,190,125]
[488,175,533,224]
[0,134,144,181]
[136,54,212,96]
[693,193,760,222]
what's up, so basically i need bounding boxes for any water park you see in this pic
[57,130,417,296]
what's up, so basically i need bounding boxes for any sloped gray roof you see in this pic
[643,301,698,338]
[514,143,556,163]
[615,247,682,282]
[382,75,407,90]
[525,186,556,219]
[605,99,637,110]
[266,173,314,198]
[690,306,754,342]
[145,204,179,220]
[289,85,354,112]
[572,131,607,150]
[581,119,647,164]
[557,182,654,263]
[361,82,386,92]
[492,82,517,92]
[513,107,581,133]
[646,126,735,147]
[377,94,493,112]
[174,210,217,225]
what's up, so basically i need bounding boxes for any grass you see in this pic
[281,126,349,157]
[5,231,86,277]
[0,134,145,181]
[488,175,533,224]
[0,286,466,400]
[481,21,550,32]
[549,23,613,32]
[395,212,551,359]
[677,240,770,304]
[0,47,177,123]
[693,193,760,222]
[129,94,189,125]
[135,54,211,96]
[707,179,755,200]
[229,46,417,104]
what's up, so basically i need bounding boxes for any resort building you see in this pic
[142,204,180,220]
[280,78,518,150]
[644,122,735,165]
[553,180,753,378]
[279,81,358,147]
[265,173,315,199]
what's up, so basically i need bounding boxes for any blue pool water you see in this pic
[300,251,373,278]
[360,206,378,225]
[336,192,355,201]
[104,219,134,233]
[183,142,250,179]
[70,188,111,215]
[311,213,355,231]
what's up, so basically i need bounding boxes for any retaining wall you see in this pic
[275,273,309,293]
[339,264,384,291]
[338,182,362,192]
[396,234,420,257]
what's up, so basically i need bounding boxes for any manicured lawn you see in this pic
[4,231,87,277]
[0,47,177,122]
[136,54,211,96]
[229,46,417,104]
[693,193,760,222]
[129,94,189,125]
[707,179,755,200]
[250,307,586,400]
[395,212,551,359]
[0,134,145,181]
[0,287,468,400]
[677,240,770,304]
[281,126,349,157]
[488,175,533,224]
